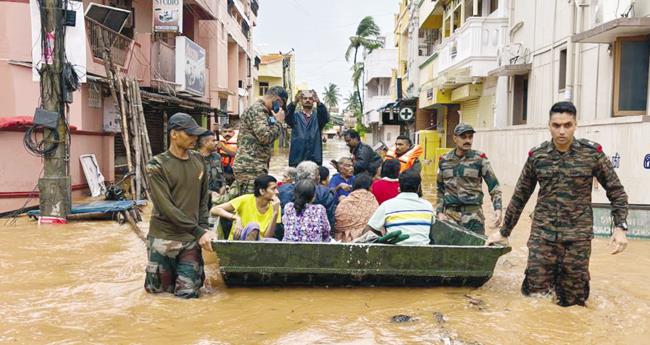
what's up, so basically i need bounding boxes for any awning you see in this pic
[378,102,395,113]
[572,17,650,43]
[488,63,532,77]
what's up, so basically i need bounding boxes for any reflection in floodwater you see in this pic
[1,138,649,344]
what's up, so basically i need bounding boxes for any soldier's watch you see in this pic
[616,222,628,231]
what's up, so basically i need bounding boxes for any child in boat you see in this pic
[282,180,331,242]
[371,158,401,205]
[318,165,330,187]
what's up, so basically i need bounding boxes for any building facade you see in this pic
[254,52,296,101]
[362,47,399,146]
[413,0,650,206]
[0,0,260,213]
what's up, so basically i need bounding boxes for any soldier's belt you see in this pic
[445,205,481,212]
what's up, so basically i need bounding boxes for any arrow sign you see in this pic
[399,107,414,121]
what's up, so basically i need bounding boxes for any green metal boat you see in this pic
[211,220,511,287]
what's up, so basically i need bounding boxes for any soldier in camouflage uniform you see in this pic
[487,102,629,307]
[145,113,217,299]
[436,123,502,235]
[214,86,288,205]
[197,130,225,195]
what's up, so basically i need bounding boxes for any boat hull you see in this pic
[211,220,511,287]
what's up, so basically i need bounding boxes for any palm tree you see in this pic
[344,91,360,114]
[322,83,341,110]
[345,16,384,114]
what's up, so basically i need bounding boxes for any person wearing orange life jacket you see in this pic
[218,123,238,184]
[385,135,423,174]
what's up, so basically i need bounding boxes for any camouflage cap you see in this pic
[454,123,475,136]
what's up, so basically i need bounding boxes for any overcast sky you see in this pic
[254,0,398,104]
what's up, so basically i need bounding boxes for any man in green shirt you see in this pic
[144,113,217,298]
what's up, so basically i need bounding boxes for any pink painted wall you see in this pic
[0,2,32,60]
[228,42,239,113]
[0,1,115,213]
[0,131,114,212]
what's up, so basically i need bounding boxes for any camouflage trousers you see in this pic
[444,206,485,235]
[144,236,205,299]
[212,179,255,205]
[522,235,591,307]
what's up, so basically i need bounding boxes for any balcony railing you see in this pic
[85,17,133,67]
[151,39,176,84]
[436,17,508,77]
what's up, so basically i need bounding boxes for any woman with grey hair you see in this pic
[328,157,355,199]
[278,160,338,230]
[295,160,320,182]
[280,167,298,186]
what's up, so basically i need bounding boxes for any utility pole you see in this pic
[38,0,72,219]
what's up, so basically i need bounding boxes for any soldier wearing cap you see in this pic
[144,112,216,298]
[436,123,503,235]
[197,129,225,196]
[215,86,288,204]
[487,101,628,307]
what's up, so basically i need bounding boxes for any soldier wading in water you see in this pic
[144,113,217,298]
[436,123,502,235]
[487,101,629,307]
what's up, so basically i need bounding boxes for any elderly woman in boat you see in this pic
[328,157,355,200]
[334,173,379,242]
[279,160,338,228]
[282,180,331,242]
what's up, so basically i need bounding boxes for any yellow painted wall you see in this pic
[259,61,283,78]
[477,94,494,129]
[416,130,452,178]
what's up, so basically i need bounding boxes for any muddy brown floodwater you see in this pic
[1,139,649,344]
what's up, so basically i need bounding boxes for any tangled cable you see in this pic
[23,125,60,157]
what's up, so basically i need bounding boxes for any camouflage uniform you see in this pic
[202,152,225,193]
[144,236,205,299]
[436,149,502,235]
[216,100,281,204]
[145,150,210,299]
[501,139,628,306]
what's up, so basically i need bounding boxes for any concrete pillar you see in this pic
[494,76,509,128]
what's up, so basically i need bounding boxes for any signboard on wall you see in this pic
[593,203,650,239]
[103,97,122,133]
[175,36,206,97]
[153,0,183,32]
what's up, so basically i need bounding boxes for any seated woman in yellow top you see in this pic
[211,175,281,241]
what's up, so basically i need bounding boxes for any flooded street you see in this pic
[1,139,650,344]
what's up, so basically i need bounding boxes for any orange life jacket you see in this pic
[219,132,238,167]
[386,145,423,173]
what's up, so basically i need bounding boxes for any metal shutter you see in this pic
[460,98,479,124]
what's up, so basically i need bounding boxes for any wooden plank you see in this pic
[117,77,135,198]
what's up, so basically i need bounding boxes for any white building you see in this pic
[414,0,649,207]
[362,47,400,145]
[476,0,650,206]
